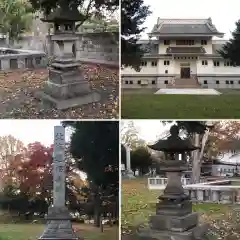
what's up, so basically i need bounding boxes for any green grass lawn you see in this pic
[0,223,118,240]
[121,94,240,119]
[121,178,240,240]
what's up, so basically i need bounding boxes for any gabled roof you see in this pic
[150,18,224,37]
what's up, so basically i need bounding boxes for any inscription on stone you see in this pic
[53,126,66,207]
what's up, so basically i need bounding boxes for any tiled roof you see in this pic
[157,24,216,34]
[151,18,223,36]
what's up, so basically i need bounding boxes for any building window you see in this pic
[164,60,170,65]
[204,80,208,84]
[238,80,240,84]
[164,80,168,84]
[201,40,207,45]
[216,80,219,84]
[202,60,208,66]
[35,57,42,65]
[176,40,195,45]
[137,80,141,85]
[125,81,129,84]
[224,61,233,66]
[10,59,18,69]
[152,80,156,84]
[141,61,147,66]
[164,40,170,45]
[226,80,229,84]
[230,80,234,84]
[151,61,157,66]
[213,61,220,67]
[129,80,133,84]
[165,70,168,74]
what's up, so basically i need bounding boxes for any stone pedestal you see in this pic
[39,206,80,240]
[136,160,208,240]
[36,33,100,110]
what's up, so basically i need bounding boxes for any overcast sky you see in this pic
[0,120,66,146]
[122,120,173,143]
[141,0,239,39]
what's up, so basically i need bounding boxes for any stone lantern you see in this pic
[136,125,208,240]
[37,2,100,109]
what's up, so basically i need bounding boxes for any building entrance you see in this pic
[180,67,190,78]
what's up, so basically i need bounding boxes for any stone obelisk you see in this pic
[125,145,135,179]
[38,126,80,240]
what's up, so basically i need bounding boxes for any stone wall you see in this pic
[6,31,119,67]
[0,48,46,71]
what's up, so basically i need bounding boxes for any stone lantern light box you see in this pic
[136,125,208,240]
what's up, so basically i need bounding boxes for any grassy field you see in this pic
[121,93,240,119]
[121,178,240,240]
[0,223,118,240]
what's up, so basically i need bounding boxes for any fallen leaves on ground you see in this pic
[121,178,240,240]
[0,63,119,119]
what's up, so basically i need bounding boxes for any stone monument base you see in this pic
[39,206,81,240]
[36,90,100,110]
[35,59,101,110]
[136,223,208,240]
[122,170,135,179]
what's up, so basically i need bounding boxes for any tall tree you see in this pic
[218,20,240,66]
[131,146,152,175]
[0,135,25,188]
[0,0,34,44]
[121,0,151,70]
[62,121,119,227]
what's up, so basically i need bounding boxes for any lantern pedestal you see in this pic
[137,132,208,240]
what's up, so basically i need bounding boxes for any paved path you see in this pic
[155,88,221,95]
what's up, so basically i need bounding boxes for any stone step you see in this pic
[167,77,200,88]
[168,85,200,89]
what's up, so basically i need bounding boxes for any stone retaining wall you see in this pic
[148,178,240,204]
[6,32,119,67]
[0,48,46,71]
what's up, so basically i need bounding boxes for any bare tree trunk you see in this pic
[191,129,210,184]
[191,133,200,184]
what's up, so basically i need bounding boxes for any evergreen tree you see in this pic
[62,121,119,226]
[218,20,240,66]
[121,0,151,71]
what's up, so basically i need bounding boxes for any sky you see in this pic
[122,120,173,143]
[0,120,68,146]
[0,120,87,180]
[141,0,239,39]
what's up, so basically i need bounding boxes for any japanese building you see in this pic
[122,18,240,89]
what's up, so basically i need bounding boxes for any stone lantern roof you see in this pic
[148,125,199,153]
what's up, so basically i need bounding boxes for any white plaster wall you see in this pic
[197,60,240,75]
[196,60,214,74]
[123,60,158,75]
[158,40,167,54]
[157,59,175,74]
